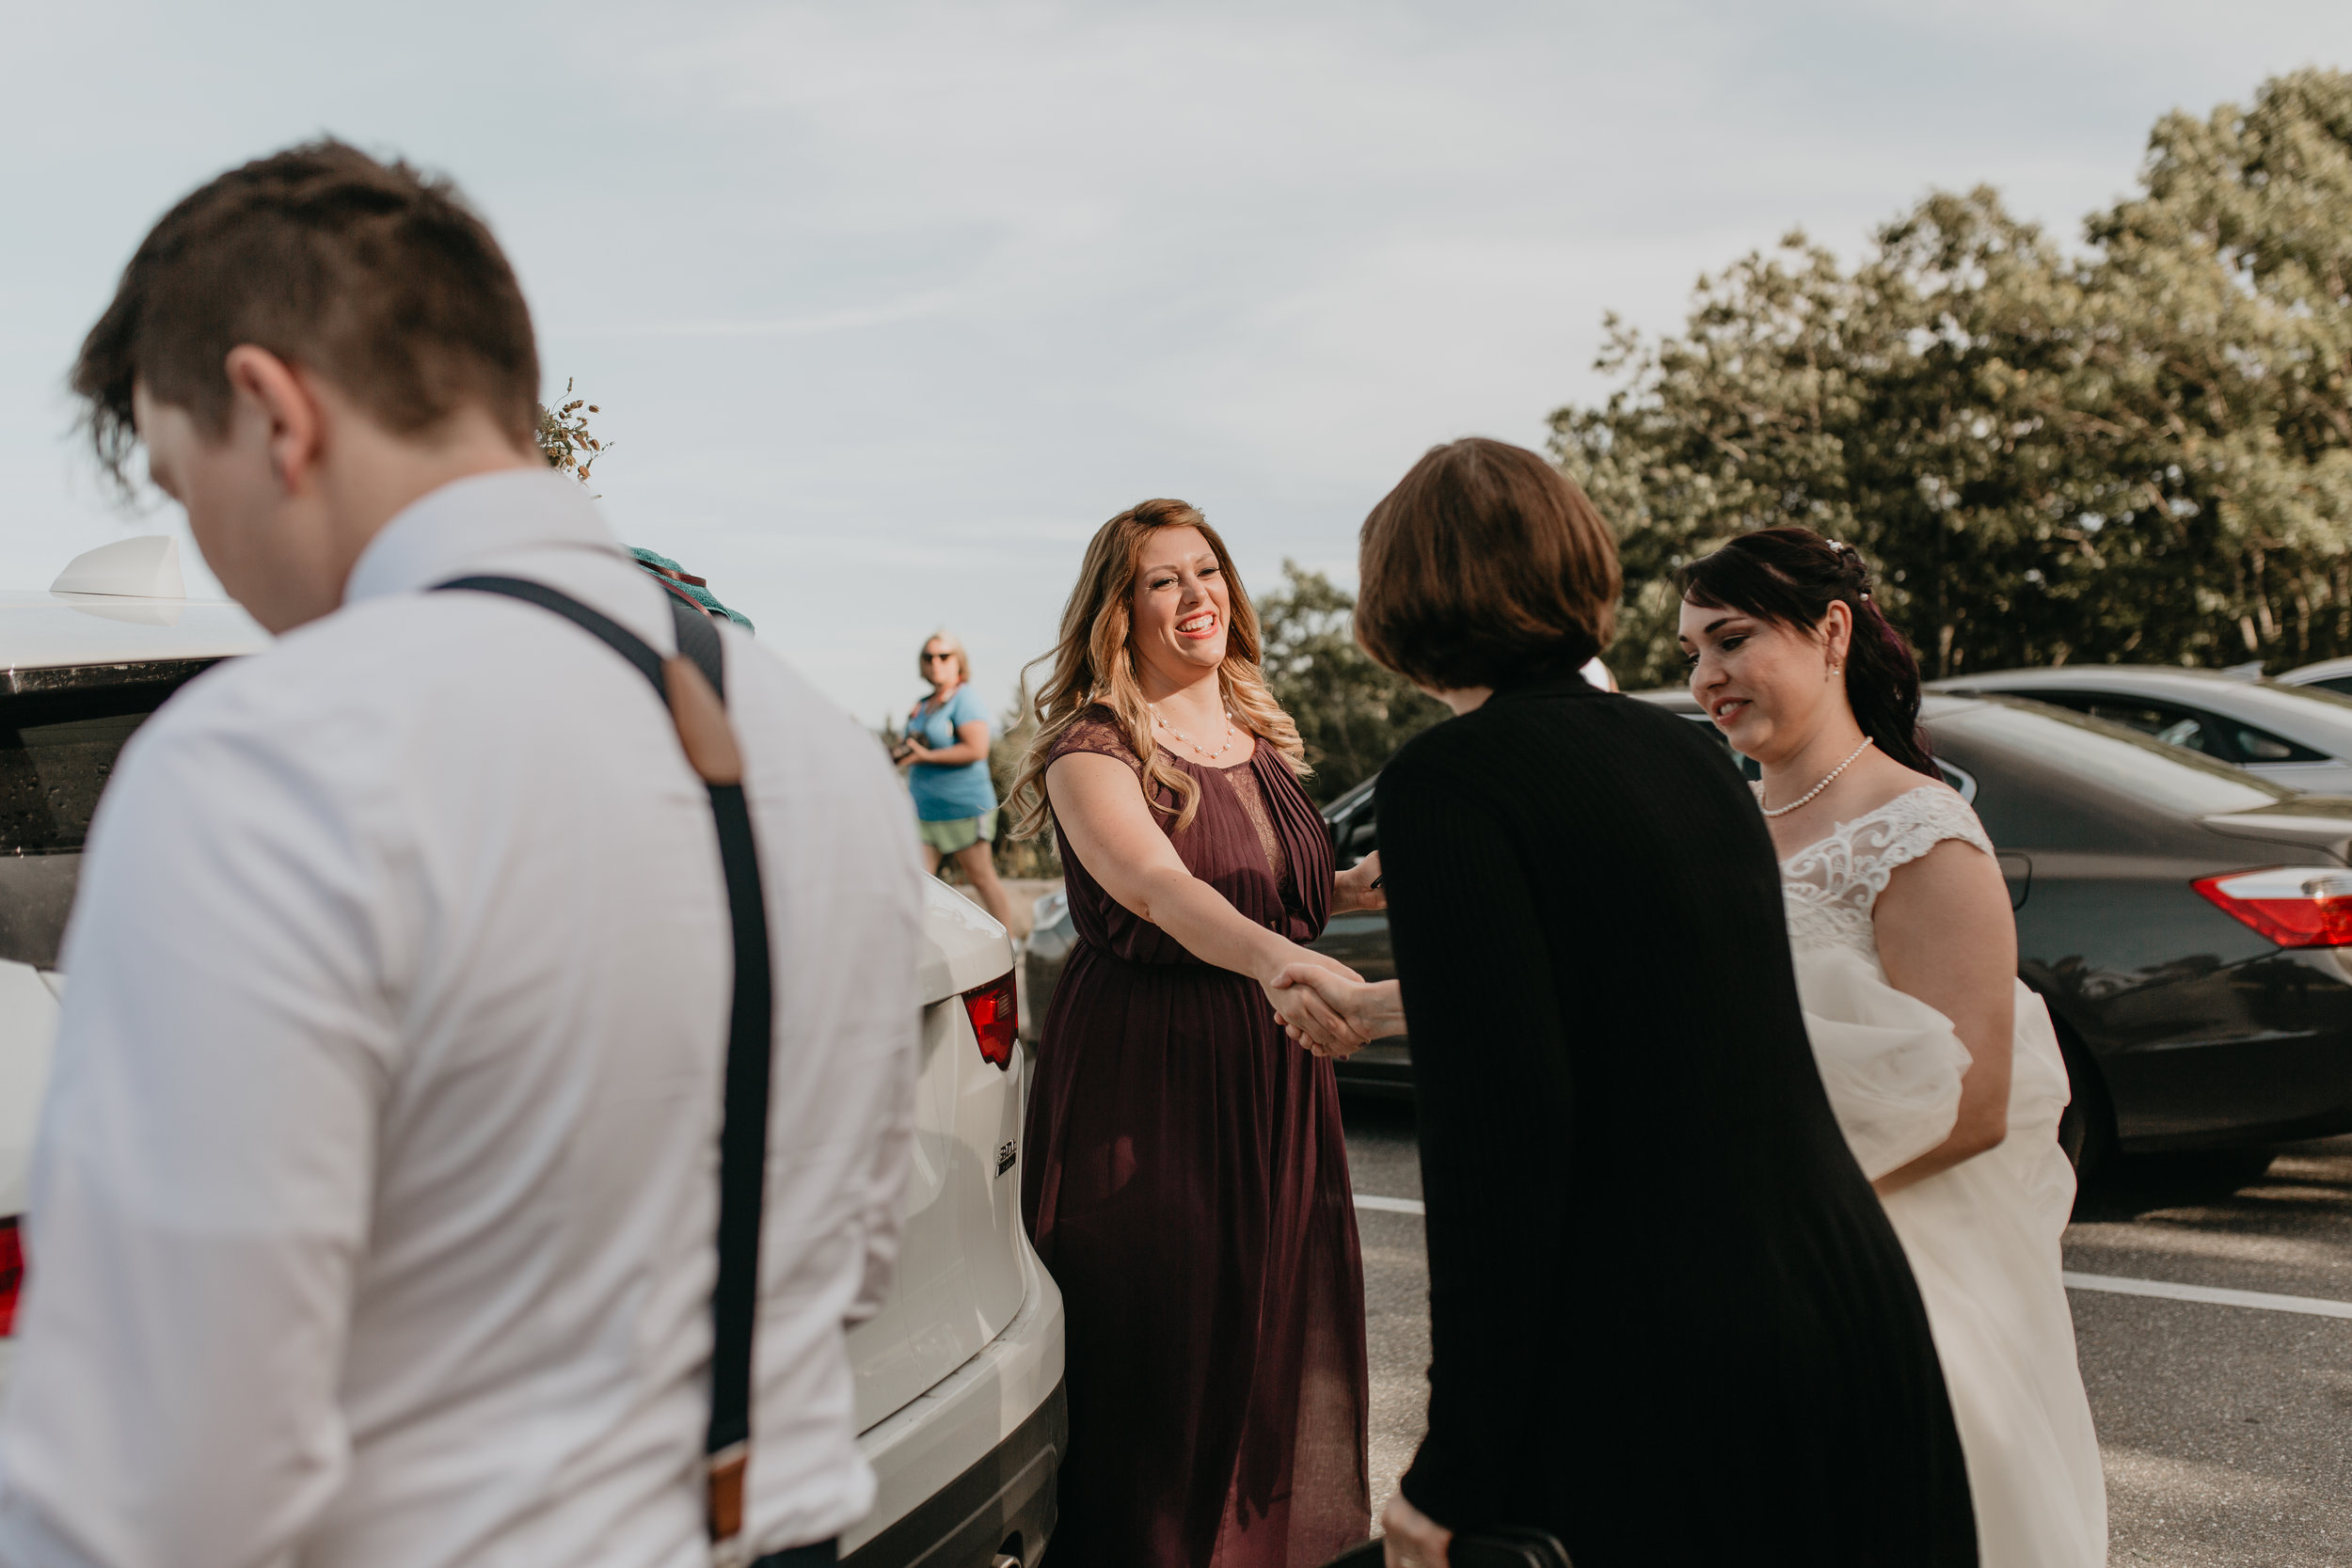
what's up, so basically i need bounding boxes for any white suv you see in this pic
[0,538,1064,1568]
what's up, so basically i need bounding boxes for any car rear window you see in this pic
[0,662,217,967]
[1936,700,2287,818]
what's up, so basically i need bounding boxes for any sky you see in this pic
[6,0,2351,726]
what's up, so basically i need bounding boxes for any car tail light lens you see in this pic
[962,972,1018,1071]
[0,1216,21,1336]
[2193,867,2352,948]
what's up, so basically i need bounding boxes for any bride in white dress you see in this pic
[1677,528,2106,1568]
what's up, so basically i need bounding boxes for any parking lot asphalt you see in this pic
[1340,1099,2352,1565]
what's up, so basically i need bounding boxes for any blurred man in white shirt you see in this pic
[0,141,921,1568]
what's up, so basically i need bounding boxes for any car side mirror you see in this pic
[1328,803,1376,868]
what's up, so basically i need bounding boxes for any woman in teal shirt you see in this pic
[903,631,1015,927]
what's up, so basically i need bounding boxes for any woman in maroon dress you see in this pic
[1009,499,1381,1568]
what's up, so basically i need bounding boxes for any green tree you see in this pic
[2085,71,2352,666]
[985,697,1061,878]
[1555,70,2352,685]
[1255,561,1448,803]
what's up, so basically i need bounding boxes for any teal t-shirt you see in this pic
[908,685,999,821]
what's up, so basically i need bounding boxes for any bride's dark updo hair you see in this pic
[1675,527,1938,780]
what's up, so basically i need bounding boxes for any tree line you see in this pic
[1556,68,2352,689]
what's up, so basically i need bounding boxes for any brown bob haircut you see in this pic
[72,139,540,483]
[1356,437,1621,690]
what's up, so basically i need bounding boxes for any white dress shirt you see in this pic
[0,470,922,1568]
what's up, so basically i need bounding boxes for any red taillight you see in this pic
[0,1216,21,1336]
[962,972,1018,1071]
[2194,867,2352,948]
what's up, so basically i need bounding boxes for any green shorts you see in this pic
[918,810,997,858]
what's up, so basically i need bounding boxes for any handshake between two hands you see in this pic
[1262,962,1404,1058]
[1260,849,1406,1056]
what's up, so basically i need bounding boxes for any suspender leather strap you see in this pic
[434,576,772,1555]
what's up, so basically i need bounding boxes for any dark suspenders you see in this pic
[433,576,772,1554]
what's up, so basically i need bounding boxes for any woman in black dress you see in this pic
[1280,440,1977,1568]
[1008,499,1382,1567]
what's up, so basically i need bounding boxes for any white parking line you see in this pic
[1354,1195,1426,1215]
[1353,1198,2352,1322]
[2062,1271,2352,1320]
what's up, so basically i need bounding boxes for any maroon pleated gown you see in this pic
[1024,708,1371,1568]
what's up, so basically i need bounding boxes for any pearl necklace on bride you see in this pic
[1761,736,1873,818]
[1149,701,1241,763]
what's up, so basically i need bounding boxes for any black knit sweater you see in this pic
[1379,672,1977,1567]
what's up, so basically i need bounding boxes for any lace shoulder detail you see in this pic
[1049,705,1144,776]
[1862,784,1994,867]
[1776,785,1996,958]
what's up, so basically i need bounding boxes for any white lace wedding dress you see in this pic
[1772,783,2107,1567]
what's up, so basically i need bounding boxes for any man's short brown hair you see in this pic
[1355,436,1621,690]
[73,139,539,481]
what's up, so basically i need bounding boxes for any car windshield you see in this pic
[1937,699,2289,816]
[0,661,217,967]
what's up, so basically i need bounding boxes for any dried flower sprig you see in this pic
[533,377,611,485]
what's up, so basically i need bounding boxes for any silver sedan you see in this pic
[1925,666,2352,794]
[2278,655,2352,699]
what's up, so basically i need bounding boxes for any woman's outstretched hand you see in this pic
[1333,850,1387,913]
[1269,968,1405,1057]
[1381,1490,1453,1568]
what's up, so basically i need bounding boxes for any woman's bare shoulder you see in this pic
[1828,748,1952,816]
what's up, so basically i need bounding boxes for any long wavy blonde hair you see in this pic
[1009,499,1306,838]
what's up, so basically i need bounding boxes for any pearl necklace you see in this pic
[1761,737,1873,818]
[1149,702,1240,763]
